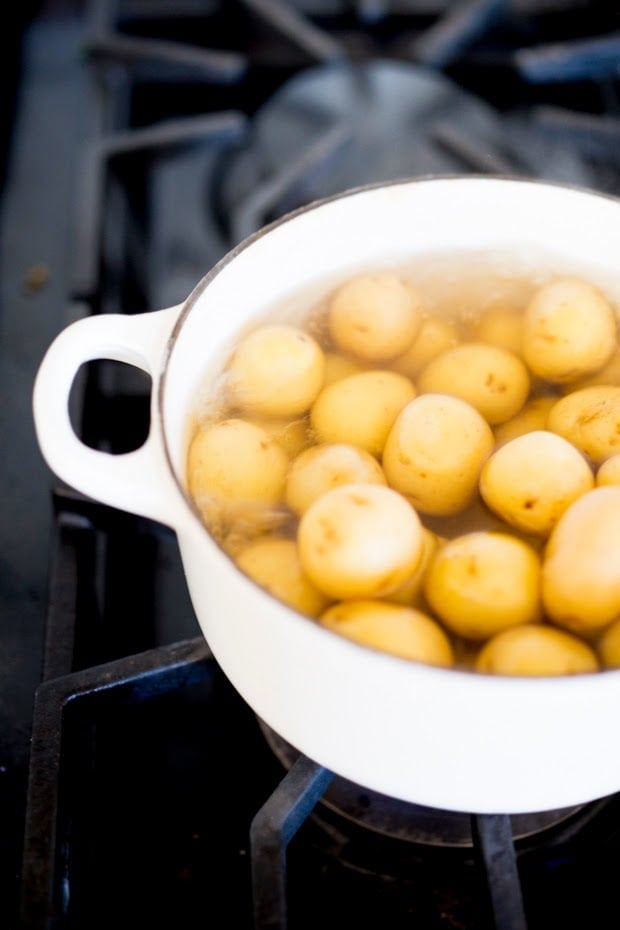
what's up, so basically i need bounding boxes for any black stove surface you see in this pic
[3,2,620,928]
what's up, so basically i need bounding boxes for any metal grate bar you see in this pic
[410,0,507,68]
[250,755,334,930]
[471,813,528,930]
[241,0,346,63]
[532,105,620,156]
[430,123,523,175]
[515,32,620,84]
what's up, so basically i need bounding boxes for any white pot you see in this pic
[33,176,620,815]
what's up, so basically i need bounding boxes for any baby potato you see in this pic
[382,394,494,516]
[476,624,598,676]
[542,486,620,632]
[187,418,288,507]
[310,370,415,457]
[328,272,423,362]
[298,484,424,600]
[561,346,620,394]
[226,324,325,417]
[246,415,311,458]
[322,351,368,386]
[493,395,557,447]
[385,527,439,607]
[522,277,617,383]
[472,308,524,355]
[547,385,620,463]
[285,442,386,516]
[424,531,541,640]
[598,618,620,669]
[320,600,454,667]
[235,536,331,618]
[597,454,620,486]
[390,317,459,378]
[479,430,594,536]
[417,342,530,425]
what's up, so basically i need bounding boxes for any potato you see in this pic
[598,618,620,669]
[310,370,415,456]
[285,442,386,516]
[235,537,331,618]
[479,430,594,536]
[417,342,530,425]
[390,317,459,378]
[472,308,524,355]
[382,394,494,516]
[424,532,541,640]
[385,528,439,607]
[476,624,598,676]
[298,484,424,600]
[547,385,620,463]
[187,418,288,507]
[561,346,620,393]
[328,272,423,362]
[597,454,620,486]
[542,486,620,632]
[322,351,367,386]
[320,600,454,667]
[522,277,617,383]
[493,395,557,447]
[226,324,325,417]
[246,415,311,458]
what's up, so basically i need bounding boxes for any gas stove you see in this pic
[3,2,620,928]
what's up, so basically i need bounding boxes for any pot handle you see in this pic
[33,306,186,529]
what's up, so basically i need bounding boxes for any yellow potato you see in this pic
[547,385,620,464]
[561,346,620,393]
[424,532,541,640]
[493,395,557,447]
[382,394,494,516]
[328,272,423,362]
[310,370,415,456]
[417,342,530,425]
[472,308,524,355]
[235,537,331,618]
[285,442,386,516]
[187,418,288,507]
[226,324,325,417]
[322,351,368,386]
[598,618,620,669]
[522,277,617,383]
[320,600,454,667]
[390,317,459,378]
[476,624,598,676]
[542,486,620,632]
[597,454,620,486]
[479,430,594,536]
[385,528,439,607]
[246,415,311,458]
[297,484,424,600]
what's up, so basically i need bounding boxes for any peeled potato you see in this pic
[417,342,530,425]
[285,442,386,516]
[424,532,541,640]
[547,385,620,463]
[382,394,494,516]
[598,618,620,669]
[480,430,594,536]
[226,324,325,417]
[298,484,424,600]
[597,454,620,486]
[472,308,524,355]
[320,600,453,667]
[385,528,439,607]
[476,624,598,676]
[187,418,288,507]
[561,346,620,393]
[310,370,415,456]
[542,486,620,632]
[522,277,617,383]
[493,395,557,447]
[235,536,331,618]
[246,415,311,458]
[328,272,423,362]
[390,317,459,378]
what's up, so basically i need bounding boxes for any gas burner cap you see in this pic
[214,59,593,243]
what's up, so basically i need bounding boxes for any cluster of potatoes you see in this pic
[186,265,620,678]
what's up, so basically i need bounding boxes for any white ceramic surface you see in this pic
[33,176,620,814]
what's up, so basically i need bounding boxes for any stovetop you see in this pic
[3,2,620,928]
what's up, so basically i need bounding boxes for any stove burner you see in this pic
[215,59,596,244]
[258,719,591,849]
